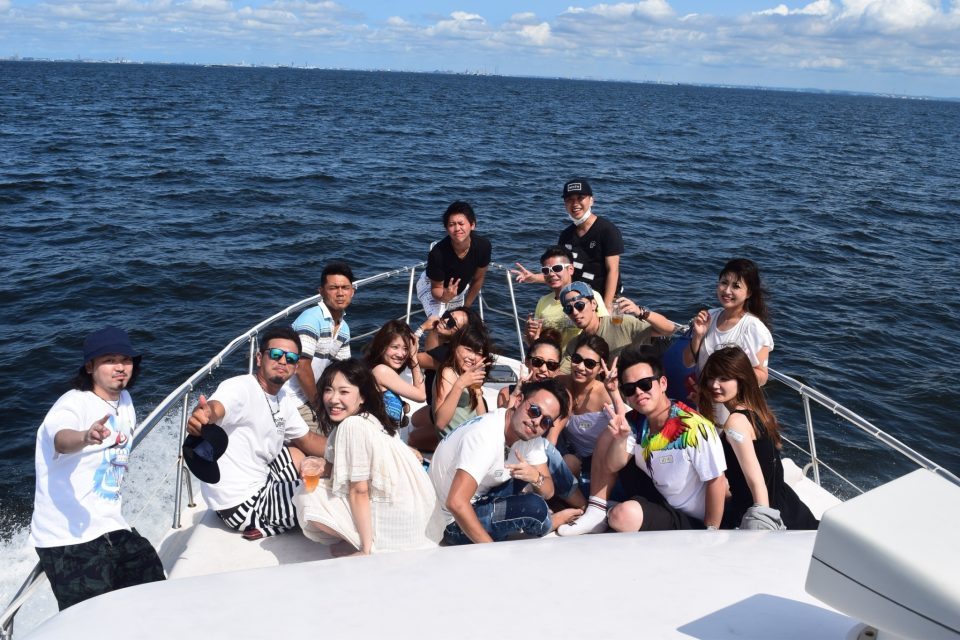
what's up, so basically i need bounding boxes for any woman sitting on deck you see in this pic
[432,324,492,437]
[698,346,818,530]
[293,359,445,555]
[365,320,425,430]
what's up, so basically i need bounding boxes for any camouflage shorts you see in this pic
[36,528,166,610]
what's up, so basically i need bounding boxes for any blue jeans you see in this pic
[545,441,577,499]
[442,485,551,545]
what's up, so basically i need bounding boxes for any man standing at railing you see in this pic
[187,326,328,540]
[29,326,166,610]
[285,261,355,434]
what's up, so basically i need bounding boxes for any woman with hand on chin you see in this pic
[698,346,818,530]
[433,324,493,437]
[294,359,444,556]
[365,320,425,430]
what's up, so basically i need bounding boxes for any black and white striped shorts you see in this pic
[216,447,300,538]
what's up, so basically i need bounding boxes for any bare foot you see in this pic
[330,540,359,557]
[550,507,584,531]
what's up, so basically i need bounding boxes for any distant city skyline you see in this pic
[2,0,958,99]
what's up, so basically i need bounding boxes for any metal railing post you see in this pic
[172,390,191,529]
[478,290,485,322]
[801,393,821,485]
[248,334,258,374]
[405,268,416,325]
[0,564,44,640]
[505,270,526,364]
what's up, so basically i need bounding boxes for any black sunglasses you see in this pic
[526,403,556,431]
[263,348,300,365]
[620,376,659,396]
[540,264,569,275]
[530,356,561,371]
[562,297,589,315]
[570,352,599,369]
[440,314,458,329]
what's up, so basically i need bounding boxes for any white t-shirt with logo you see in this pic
[29,390,136,548]
[428,408,548,524]
[200,374,309,510]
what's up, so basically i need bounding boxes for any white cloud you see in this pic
[519,22,551,45]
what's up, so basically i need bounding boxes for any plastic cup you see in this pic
[611,299,624,325]
[301,456,323,493]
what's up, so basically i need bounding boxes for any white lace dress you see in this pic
[294,413,445,552]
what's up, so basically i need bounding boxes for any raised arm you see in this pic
[602,254,620,310]
[683,310,710,369]
[54,415,112,454]
[373,364,426,403]
[433,365,485,432]
[603,404,633,474]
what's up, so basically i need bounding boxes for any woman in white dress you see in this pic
[294,359,445,555]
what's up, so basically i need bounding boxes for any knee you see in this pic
[608,501,644,532]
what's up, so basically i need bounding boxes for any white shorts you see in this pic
[416,271,467,318]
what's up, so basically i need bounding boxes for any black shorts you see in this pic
[36,528,165,610]
[625,496,706,531]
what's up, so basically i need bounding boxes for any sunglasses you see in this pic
[530,356,561,371]
[440,314,459,329]
[526,403,556,431]
[540,264,570,276]
[570,352,600,369]
[562,297,589,315]
[263,348,300,365]
[620,376,659,396]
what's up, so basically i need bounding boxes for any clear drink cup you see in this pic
[301,456,324,493]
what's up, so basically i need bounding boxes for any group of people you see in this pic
[29,177,816,612]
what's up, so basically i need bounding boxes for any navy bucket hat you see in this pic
[182,424,229,484]
[79,326,142,374]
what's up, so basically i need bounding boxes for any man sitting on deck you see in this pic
[521,246,608,353]
[285,261,355,434]
[428,380,569,544]
[558,281,676,371]
[187,326,327,540]
[559,346,726,535]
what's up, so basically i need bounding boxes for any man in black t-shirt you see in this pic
[557,178,623,310]
[513,179,624,311]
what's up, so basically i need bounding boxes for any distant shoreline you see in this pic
[2,57,955,104]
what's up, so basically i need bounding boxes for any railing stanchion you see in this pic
[802,393,821,485]
[478,290,485,322]
[505,270,526,364]
[406,267,416,325]
[248,334,258,374]
[172,390,191,529]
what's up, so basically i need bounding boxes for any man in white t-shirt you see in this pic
[286,261,355,434]
[605,346,727,531]
[187,326,327,539]
[30,326,166,610]
[429,379,569,544]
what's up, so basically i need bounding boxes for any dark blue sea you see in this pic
[2,61,959,551]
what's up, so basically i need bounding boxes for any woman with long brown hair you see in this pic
[698,346,818,530]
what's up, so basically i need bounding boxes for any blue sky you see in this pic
[2,0,958,97]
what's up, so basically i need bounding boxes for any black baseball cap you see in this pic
[562,179,593,198]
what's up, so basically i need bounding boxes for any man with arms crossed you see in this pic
[188,326,327,539]
[429,380,570,544]
[287,261,355,434]
[30,326,165,610]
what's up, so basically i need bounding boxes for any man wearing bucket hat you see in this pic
[29,326,166,610]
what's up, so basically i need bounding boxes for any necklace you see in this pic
[93,393,120,415]
[261,389,285,434]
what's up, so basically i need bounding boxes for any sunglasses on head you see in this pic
[263,348,300,365]
[562,297,589,315]
[526,403,556,431]
[540,264,570,276]
[620,376,659,396]
[570,352,600,369]
[530,356,561,371]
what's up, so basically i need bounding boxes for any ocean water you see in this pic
[1,61,959,623]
